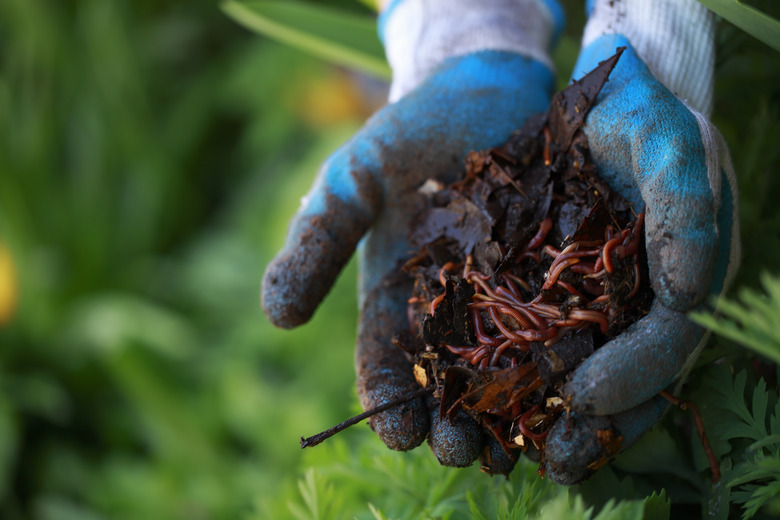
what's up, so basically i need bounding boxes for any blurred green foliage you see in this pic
[0,0,370,517]
[1,0,779,519]
[222,1,390,79]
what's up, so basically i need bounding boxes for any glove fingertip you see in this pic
[262,202,371,329]
[262,258,313,329]
[370,396,429,451]
[478,435,518,476]
[544,396,670,485]
[428,409,483,467]
[543,412,611,485]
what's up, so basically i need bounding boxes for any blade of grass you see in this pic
[699,0,780,52]
[221,0,391,79]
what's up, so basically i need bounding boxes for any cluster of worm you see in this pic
[393,49,655,473]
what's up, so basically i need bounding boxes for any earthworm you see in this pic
[500,274,525,299]
[601,233,626,273]
[438,261,459,287]
[444,345,475,356]
[462,254,474,278]
[530,302,563,319]
[593,255,604,273]
[542,257,581,290]
[517,405,548,441]
[470,282,518,308]
[470,299,545,329]
[543,245,561,258]
[588,294,611,306]
[493,303,535,330]
[469,345,492,365]
[429,292,446,315]
[546,248,601,280]
[569,262,598,274]
[470,308,506,347]
[556,279,584,297]
[489,340,515,366]
[505,273,531,291]
[567,309,609,334]
[616,213,645,259]
[495,286,524,306]
[525,217,553,251]
[488,307,556,344]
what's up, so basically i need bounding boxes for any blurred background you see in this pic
[1,1,780,519]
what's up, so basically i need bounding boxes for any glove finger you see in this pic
[262,146,382,329]
[564,299,702,415]
[355,182,485,458]
[636,110,718,311]
[583,44,718,311]
[427,407,483,467]
[478,434,519,476]
[543,393,668,485]
[356,280,429,451]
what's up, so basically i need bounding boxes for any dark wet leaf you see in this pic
[440,366,477,420]
[410,196,492,255]
[422,278,477,347]
[548,47,625,151]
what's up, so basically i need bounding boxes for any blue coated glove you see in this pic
[263,0,562,468]
[543,0,740,484]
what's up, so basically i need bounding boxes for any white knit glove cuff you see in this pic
[583,0,716,116]
[380,0,563,102]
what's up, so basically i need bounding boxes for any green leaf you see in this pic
[221,0,391,79]
[748,433,780,453]
[698,0,780,52]
[641,490,670,520]
[706,367,780,519]
[691,272,780,364]
[752,378,770,439]
[290,468,343,520]
[706,477,732,520]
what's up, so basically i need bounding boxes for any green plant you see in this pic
[222,1,390,79]
[698,0,780,51]
[692,273,780,364]
[705,367,780,519]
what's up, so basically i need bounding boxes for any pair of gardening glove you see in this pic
[262,0,740,484]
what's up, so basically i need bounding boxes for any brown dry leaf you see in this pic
[462,365,541,415]
[413,364,428,388]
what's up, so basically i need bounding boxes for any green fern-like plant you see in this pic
[706,367,780,519]
[691,271,780,364]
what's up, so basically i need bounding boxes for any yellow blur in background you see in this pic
[0,244,16,326]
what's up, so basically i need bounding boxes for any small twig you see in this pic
[659,390,721,483]
[300,388,430,449]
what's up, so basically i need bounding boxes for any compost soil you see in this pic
[394,47,655,474]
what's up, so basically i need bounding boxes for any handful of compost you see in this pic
[393,48,653,474]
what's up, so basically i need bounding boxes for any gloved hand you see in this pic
[262,0,562,468]
[543,0,740,484]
